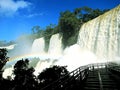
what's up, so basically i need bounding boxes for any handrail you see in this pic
[107,62,120,75]
[40,62,107,90]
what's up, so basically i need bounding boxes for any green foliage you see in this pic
[13,59,37,90]
[38,65,69,88]
[58,10,79,48]
[74,7,109,23]
[0,49,9,78]
[31,26,45,38]
[59,11,79,34]
[14,59,29,74]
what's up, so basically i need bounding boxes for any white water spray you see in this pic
[56,44,97,71]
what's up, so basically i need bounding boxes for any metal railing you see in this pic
[40,63,107,90]
[107,62,120,75]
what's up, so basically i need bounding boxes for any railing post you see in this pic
[79,68,82,82]
[92,65,95,75]
[105,63,108,72]
[86,67,89,76]
[92,65,94,71]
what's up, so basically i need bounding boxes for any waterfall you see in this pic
[31,37,45,54]
[32,34,63,75]
[31,33,63,59]
[77,5,120,61]
[48,33,63,59]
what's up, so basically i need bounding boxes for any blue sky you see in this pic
[0,0,119,41]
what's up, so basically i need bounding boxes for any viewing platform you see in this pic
[41,62,120,90]
[83,63,119,90]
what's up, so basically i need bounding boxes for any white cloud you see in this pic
[26,13,44,18]
[0,0,31,16]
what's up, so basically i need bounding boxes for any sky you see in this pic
[0,0,119,41]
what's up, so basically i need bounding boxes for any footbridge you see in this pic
[41,62,120,90]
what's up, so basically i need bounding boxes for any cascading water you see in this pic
[48,33,63,59]
[77,5,120,61]
[31,37,46,54]
[34,33,63,75]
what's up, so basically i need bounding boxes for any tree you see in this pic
[58,11,79,48]
[13,59,37,90]
[74,6,109,23]
[31,26,45,38]
[0,49,12,90]
[38,65,69,89]
[0,49,9,78]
